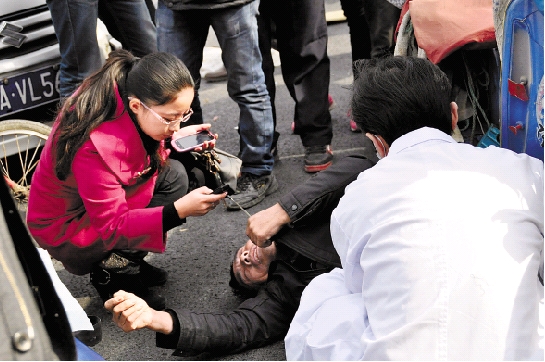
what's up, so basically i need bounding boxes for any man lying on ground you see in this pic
[104,153,376,356]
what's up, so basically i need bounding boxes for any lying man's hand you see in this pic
[104,290,173,334]
[246,203,290,248]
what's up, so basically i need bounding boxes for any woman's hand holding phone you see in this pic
[171,123,218,152]
[173,186,226,218]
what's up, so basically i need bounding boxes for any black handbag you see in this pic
[173,148,241,191]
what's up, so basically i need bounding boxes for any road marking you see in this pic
[278,146,367,160]
[326,10,347,23]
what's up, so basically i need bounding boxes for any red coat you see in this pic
[28,90,166,275]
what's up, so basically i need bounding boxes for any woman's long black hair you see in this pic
[53,49,194,180]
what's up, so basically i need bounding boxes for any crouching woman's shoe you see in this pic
[139,259,168,287]
[90,263,166,311]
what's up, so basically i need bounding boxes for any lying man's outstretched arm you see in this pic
[104,290,173,334]
[105,274,301,357]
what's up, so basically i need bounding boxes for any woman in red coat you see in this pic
[27,50,227,310]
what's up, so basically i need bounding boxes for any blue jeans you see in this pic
[47,0,157,97]
[156,1,274,175]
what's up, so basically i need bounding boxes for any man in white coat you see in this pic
[285,56,544,361]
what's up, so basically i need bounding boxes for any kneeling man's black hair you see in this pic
[352,56,453,146]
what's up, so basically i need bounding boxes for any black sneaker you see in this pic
[304,145,333,173]
[139,260,168,287]
[90,264,166,311]
[225,172,278,210]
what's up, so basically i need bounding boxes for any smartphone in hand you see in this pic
[171,131,215,152]
[212,184,235,195]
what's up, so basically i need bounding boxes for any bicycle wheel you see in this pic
[0,120,52,211]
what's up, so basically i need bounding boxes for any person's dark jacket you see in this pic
[156,154,376,356]
[158,0,253,11]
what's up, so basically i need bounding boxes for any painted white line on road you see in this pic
[278,147,367,160]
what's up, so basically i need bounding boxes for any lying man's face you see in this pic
[231,239,277,289]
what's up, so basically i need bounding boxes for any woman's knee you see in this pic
[151,159,189,206]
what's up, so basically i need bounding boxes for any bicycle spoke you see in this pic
[14,135,25,182]
[1,136,8,179]
[21,135,31,187]
[18,137,44,187]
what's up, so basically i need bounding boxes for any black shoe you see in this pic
[304,145,333,173]
[90,264,166,310]
[139,260,168,287]
[225,172,278,210]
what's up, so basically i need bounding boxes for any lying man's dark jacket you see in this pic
[156,154,375,356]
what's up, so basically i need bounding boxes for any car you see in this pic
[0,0,61,120]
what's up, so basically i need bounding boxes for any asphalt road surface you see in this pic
[55,2,376,360]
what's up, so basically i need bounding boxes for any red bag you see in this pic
[409,0,496,63]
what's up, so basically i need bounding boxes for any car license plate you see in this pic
[0,65,60,117]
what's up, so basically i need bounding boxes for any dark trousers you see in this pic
[340,0,401,65]
[149,159,189,209]
[114,159,188,264]
[257,0,333,148]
